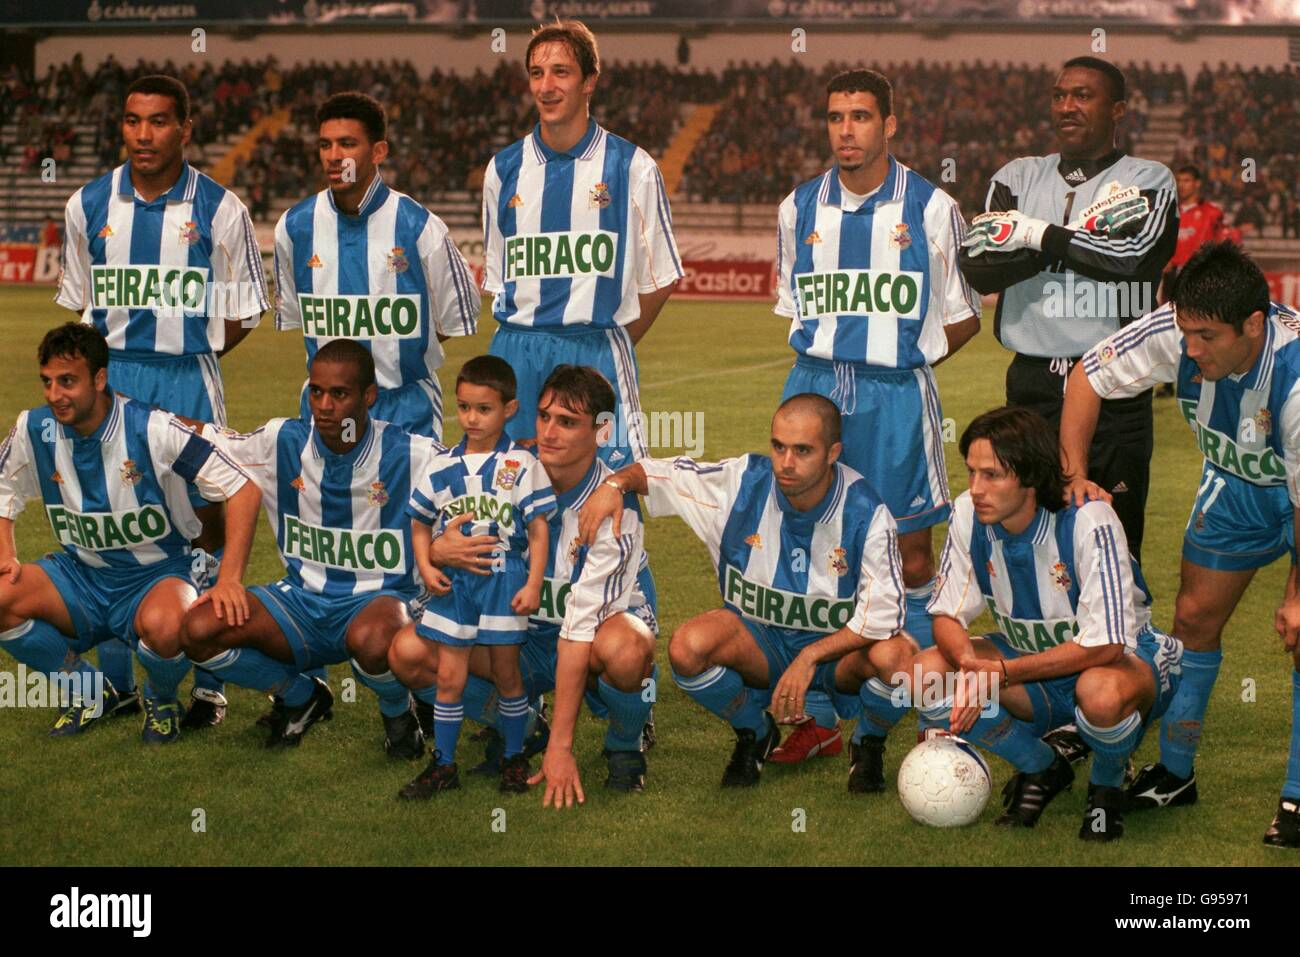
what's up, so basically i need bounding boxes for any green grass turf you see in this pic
[0,286,1293,866]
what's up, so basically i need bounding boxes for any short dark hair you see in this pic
[125,75,190,123]
[317,92,387,145]
[527,19,601,79]
[312,338,375,390]
[1061,56,1126,102]
[826,69,893,119]
[960,406,1066,513]
[1171,240,1271,332]
[537,365,615,425]
[1175,163,1203,181]
[38,322,110,378]
[457,355,517,404]
[775,393,842,448]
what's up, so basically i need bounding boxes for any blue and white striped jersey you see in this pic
[407,434,556,555]
[1083,302,1300,502]
[274,175,478,390]
[775,156,979,367]
[203,417,440,597]
[57,161,269,357]
[528,457,655,644]
[930,492,1154,654]
[0,394,249,569]
[482,119,684,329]
[642,454,905,640]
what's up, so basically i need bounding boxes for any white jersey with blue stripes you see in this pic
[1082,302,1300,501]
[273,175,478,390]
[482,119,684,329]
[930,492,1153,655]
[57,161,269,357]
[0,394,249,569]
[203,417,440,597]
[775,156,979,367]
[642,454,905,640]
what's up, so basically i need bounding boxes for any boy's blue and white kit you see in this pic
[274,174,479,440]
[775,156,979,534]
[1082,302,1300,572]
[408,435,557,646]
[0,396,249,700]
[202,417,439,669]
[645,453,907,734]
[481,119,683,465]
[57,161,269,425]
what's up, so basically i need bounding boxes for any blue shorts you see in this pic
[416,561,530,647]
[743,618,840,694]
[36,550,195,654]
[1182,465,1295,571]
[250,579,417,670]
[782,356,950,533]
[108,351,226,426]
[299,376,444,441]
[489,322,644,468]
[986,624,1182,733]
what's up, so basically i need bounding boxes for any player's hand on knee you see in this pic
[1063,476,1111,507]
[198,581,250,627]
[1276,597,1300,652]
[530,745,585,809]
[772,655,815,724]
[578,484,622,546]
[0,557,22,584]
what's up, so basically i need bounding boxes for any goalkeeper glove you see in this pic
[1069,187,1150,237]
[962,210,1050,257]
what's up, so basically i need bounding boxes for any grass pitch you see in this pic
[0,285,1292,866]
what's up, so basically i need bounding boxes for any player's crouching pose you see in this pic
[392,356,556,797]
[1062,241,1300,847]
[395,365,658,806]
[581,393,915,790]
[179,340,441,751]
[0,324,259,742]
[915,407,1182,840]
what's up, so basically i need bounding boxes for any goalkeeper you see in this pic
[958,56,1177,565]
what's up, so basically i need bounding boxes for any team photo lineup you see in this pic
[3,10,1300,871]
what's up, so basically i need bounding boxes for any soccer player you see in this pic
[55,74,270,728]
[774,68,981,761]
[179,340,441,753]
[397,356,555,795]
[274,91,478,441]
[393,365,658,803]
[917,406,1182,840]
[1061,241,1300,847]
[0,324,259,743]
[1159,164,1229,305]
[579,393,915,791]
[959,56,1178,564]
[481,19,683,467]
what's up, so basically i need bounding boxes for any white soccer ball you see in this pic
[897,734,992,827]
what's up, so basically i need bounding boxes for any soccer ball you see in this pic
[897,734,992,827]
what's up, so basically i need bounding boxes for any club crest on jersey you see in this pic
[386,247,409,274]
[51,471,63,485]
[178,221,200,245]
[507,194,524,208]
[1049,561,1071,592]
[366,480,389,507]
[889,223,911,250]
[307,254,323,269]
[1254,408,1272,438]
[97,224,114,239]
[588,183,612,209]
[567,537,581,565]
[828,547,849,576]
[804,231,822,245]
[496,459,521,490]
[291,475,305,492]
[745,533,762,549]
[119,460,142,487]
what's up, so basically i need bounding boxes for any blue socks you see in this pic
[498,694,530,758]
[854,676,906,742]
[1076,707,1143,788]
[804,690,837,731]
[433,700,463,764]
[598,665,656,752]
[412,681,438,707]
[135,640,192,704]
[462,674,499,726]
[200,647,300,698]
[1,618,76,673]
[96,638,136,694]
[904,578,936,649]
[349,660,412,719]
[1285,670,1300,801]
[1159,647,1222,778]
[673,665,768,735]
[920,695,1054,774]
